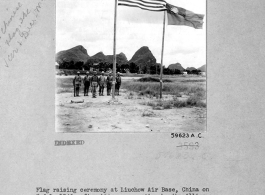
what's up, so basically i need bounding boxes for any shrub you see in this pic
[122,81,205,97]
[138,77,173,83]
[162,101,172,109]
[172,99,187,108]
[147,101,156,107]
[141,96,206,109]
[186,96,206,107]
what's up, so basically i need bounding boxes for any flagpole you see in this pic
[160,10,166,99]
[112,0,118,99]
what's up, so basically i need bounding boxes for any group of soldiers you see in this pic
[73,71,122,98]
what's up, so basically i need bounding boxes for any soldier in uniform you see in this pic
[90,71,99,98]
[98,71,106,96]
[73,77,76,97]
[83,71,90,96]
[106,72,113,96]
[115,72,122,96]
[73,71,82,97]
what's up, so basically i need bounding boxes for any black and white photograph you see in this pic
[1,0,265,194]
[55,0,206,133]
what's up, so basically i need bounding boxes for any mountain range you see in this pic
[56,45,205,71]
[186,67,197,71]
[56,45,89,64]
[197,64,206,72]
[87,51,128,64]
[128,46,156,68]
[168,63,185,71]
[56,45,156,67]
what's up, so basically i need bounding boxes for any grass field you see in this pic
[57,75,206,109]
[56,75,206,132]
[122,76,206,108]
[56,77,75,94]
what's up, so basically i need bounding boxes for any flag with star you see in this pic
[166,3,204,29]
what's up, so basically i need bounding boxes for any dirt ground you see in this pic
[56,79,206,133]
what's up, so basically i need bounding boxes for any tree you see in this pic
[142,65,147,74]
[150,65,157,74]
[116,63,121,73]
[59,61,67,69]
[174,69,181,74]
[98,62,105,71]
[186,69,191,74]
[83,61,92,70]
[121,64,129,73]
[75,61,84,70]
[129,62,139,73]
[155,64,161,75]
[191,69,200,75]
[67,61,75,69]
[163,67,170,75]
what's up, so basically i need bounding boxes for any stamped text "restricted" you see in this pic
[55,140,85,146]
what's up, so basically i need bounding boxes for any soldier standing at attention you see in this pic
[73,71,82,97]
[73,76,76,97]
[90,71,99,98]
[115,72,122,96]
[83,71,90,96]
[106,72,113,96]
[98,71,106,96]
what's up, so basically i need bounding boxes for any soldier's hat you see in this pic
[77,71,80,73]
[102,71,104,73]
[86,71,89,74]
[117,72,120,75]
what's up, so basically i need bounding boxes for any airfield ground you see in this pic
[56,75,206,133]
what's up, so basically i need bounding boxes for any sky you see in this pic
[56,0,206,68]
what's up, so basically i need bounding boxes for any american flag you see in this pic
[118,0,167,12]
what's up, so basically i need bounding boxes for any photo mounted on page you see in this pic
[55,0,206,133]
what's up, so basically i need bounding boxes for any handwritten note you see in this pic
[0,0,46,67]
